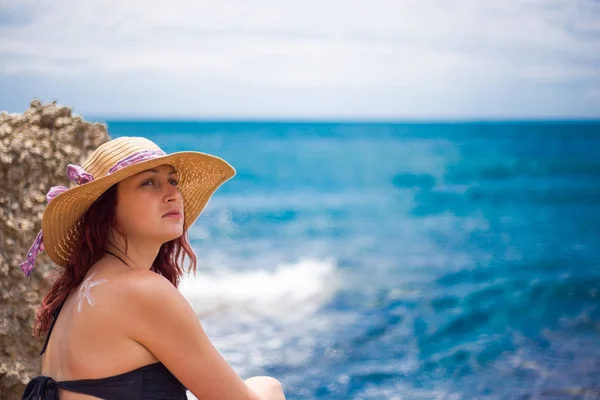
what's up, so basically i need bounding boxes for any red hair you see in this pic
[33,184,197,338]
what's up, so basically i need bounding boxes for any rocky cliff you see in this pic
[0,100,109,399]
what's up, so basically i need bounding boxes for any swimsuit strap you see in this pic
[40,299,66,355]
[105,250,131,268]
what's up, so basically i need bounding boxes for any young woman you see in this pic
[20,137,286,400]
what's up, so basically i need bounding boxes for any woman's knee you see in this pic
[244,376,285,399]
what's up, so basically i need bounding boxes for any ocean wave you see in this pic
[391,172,436,190]
[179,257,339,320]
[447,160,600,183]
[410,184,600,217]
[415,275,600,369]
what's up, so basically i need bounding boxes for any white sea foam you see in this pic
[179,257,339,321]
[182,257,340,399]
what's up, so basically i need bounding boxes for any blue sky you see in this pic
[1,0,599,119]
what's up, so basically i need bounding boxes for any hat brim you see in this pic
[42,151,235,267]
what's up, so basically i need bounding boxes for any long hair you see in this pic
[33,184,197,338]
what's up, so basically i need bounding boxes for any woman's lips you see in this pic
[163,210,182,218]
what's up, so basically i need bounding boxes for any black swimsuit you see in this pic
[21,300,187,400]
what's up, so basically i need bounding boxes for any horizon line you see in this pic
[86,115,600,124]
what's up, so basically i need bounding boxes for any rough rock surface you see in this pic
[0,100,109,399]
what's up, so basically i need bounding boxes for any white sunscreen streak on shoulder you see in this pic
[77,271,109,314]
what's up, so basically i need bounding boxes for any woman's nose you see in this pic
[164,182,181,202]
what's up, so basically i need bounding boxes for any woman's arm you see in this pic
[122,270,284,400]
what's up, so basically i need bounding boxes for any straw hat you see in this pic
[20,136,235,275]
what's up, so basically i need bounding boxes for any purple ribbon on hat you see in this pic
[19,149,167,277]
[19,165,95,277]
[107,150,166,174]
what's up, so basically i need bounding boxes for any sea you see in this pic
[105,120,600,400]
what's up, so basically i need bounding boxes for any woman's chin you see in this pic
[160,229,184,243]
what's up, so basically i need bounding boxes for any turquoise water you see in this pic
[106,121,600,399]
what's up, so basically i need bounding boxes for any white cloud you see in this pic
[0,0,599,117]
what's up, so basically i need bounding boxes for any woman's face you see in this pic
[114,164,184,246]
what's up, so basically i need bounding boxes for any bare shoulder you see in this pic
[121,269,178,297]
[116,269,264,400]
[118,269,190,318]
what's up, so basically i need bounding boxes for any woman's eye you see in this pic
[141,178,178,187]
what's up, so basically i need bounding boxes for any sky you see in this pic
[0,0,599,120]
